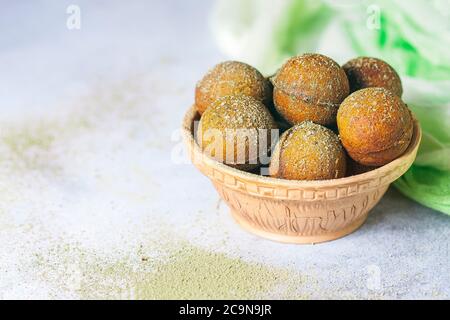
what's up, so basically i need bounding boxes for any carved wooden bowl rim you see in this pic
[182,104,421,193]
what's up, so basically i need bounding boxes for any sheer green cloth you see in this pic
[212,0,450,214]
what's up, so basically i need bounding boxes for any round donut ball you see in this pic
[272,53,350,126]
[197,95,277,171]
[195,61,271,114]
[337,87,413,166]
[343,57,403,97]
[269,121,346,180]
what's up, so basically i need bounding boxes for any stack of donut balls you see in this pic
[195,54,413,180]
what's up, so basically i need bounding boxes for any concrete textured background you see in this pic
[0,1,448,299]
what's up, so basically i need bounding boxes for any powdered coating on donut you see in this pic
[270,121,346,180]
[343,57,403,97]
[337,87,412,166]
[197,95,277,171]
[272,54,350,125]
[195,61,271,114]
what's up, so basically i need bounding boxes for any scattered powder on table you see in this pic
[132,244,304,299]
[32,240,308,300]
[2,75,310,299]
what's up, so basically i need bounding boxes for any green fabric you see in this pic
[341,0,450,80]
[395,166,450,214]
[395,78,450,214]
[273,0,333,69]
[212,0,450,215]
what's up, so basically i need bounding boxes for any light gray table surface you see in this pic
[0,1,448,299]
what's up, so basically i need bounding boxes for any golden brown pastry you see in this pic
[269,121,346,180]
[337,87,412,166]
[195,61,271,114]
[343,57,403,97]
[197,95,277,171]
[272,53,349,126]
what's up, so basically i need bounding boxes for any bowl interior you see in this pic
[183,105,422,190]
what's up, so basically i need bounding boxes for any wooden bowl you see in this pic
[182,105,421,244]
